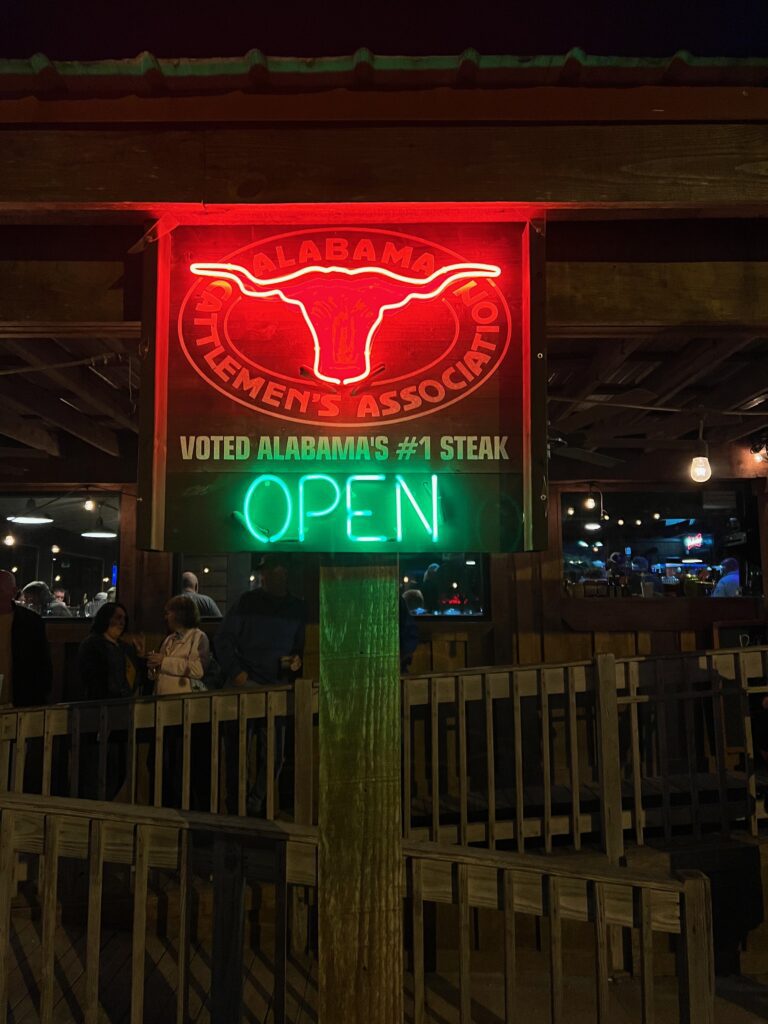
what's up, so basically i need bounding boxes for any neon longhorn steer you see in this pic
[190,261,502,386]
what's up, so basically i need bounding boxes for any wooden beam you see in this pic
[0,125,767,205]
[0,322,140,340]
[0,85,767,127]
[548,262,768,329]
[0,377,121,456]
[0,406,59,455]
[3,339,137,431]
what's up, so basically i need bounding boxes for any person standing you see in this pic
[713,557,741,597]
[0,569,52,708]
[76,602,146,799]
[215,553,305,816]
[146,595,210,807]
[180,571,222,619]
[21,580,71,617]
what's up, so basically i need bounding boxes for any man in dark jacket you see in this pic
[0,569,52,707]
[216,554,305,815]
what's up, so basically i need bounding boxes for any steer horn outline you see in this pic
[190,260,502,386]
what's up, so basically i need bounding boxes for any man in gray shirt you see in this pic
[180,571,222,618]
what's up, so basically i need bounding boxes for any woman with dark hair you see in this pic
[78,602,145,700]
[76,602,146,798]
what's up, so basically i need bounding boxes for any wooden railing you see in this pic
[4,643,767,859]
[402,657,614,854]
[0,793,714,1024]
[0,681,317,824]
[403,645,768,856]
[0,792,317,1024]
[403,841,714,1024]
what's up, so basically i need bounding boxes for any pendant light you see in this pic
[81,516,117,539]
[690,420,712,483]
[7,498,54,525]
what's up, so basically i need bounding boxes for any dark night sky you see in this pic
[1,0,767,60]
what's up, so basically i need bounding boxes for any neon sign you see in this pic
[241,472,440,546]
[685,532,703,551]
[139,207,547,554]
[190,261,501,385]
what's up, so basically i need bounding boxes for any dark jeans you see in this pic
[224,719,286,815]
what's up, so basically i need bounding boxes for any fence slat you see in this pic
[403,680,412,841]
[130,824,149,1024]
[682,661,702,841]
[41,710,53,798]
[210,695,220,814]
[411,859,425,1024]
[627,662,644,846]
[539,670,553,854]
[266,691,276,820]
[503,868,516,1024]
[457,677,468,848]
[181,697,192,812]
[294,678,314,826]
[594,881,610,1024]
[483,674,496,850]
[736,653,759,837]
[85,819,104,1024]
[512,673,525,853]
[39,815,61,1023]
[548,876,562,1024]
[430,678,440,842]
[595,654,624,864]
[176,830,191,1024]
[566,668,581,851]
[639,887,655,1024]
[652,660,673,843]
[0,810,15,1021]
[97,704,109,802]
[237,693,247,817]
[457,862,471,1024]
[274,841,288,1024]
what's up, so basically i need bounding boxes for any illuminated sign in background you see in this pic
[140,207,545,553]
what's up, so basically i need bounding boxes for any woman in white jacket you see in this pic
[147,595,210,696]
[147,595,210,805]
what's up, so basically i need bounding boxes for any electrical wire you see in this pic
[0,354,122,377]
[548,395,768,418]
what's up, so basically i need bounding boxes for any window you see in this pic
[561,487,762,598]
[399,553,488,617]
[0,492,120,617]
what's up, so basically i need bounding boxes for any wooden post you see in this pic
[318,555,402,1024]
[676,871,715,1024]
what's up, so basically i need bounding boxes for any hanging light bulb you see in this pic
[690,456,712,483]
[584,494,597,511]
[51,544,60,554]
[84,498,96,511]
[566,507,575,517]
[3,534,15,547]
[652,513,661,521]
[617,518,625,526]
[690,420,712,483]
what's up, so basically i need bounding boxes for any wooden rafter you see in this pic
[0,377,121,456]
[3,339,137,432]
[0,405,59,456]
